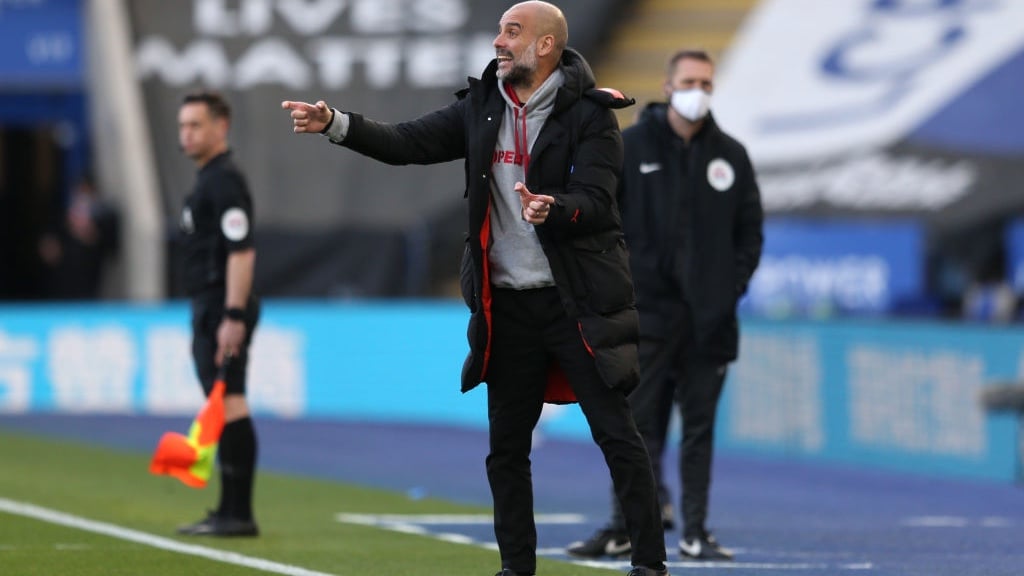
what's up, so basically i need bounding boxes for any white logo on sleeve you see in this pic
[180,207,194,234]
[221,208,249,241]
[639,162,662,175]
[707,158,735,191]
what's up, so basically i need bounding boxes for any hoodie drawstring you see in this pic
[504,83,530,175]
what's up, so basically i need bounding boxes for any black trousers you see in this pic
[485,287,666,573]
[190,291,260,396]
[609,323,727,540]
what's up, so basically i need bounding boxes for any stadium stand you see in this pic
[593,0,759,125]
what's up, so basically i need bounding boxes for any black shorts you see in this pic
[190,292,260,396]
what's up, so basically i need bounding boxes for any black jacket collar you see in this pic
[638,102,722,145]
[463,48,595,115]
[198,150,233,176]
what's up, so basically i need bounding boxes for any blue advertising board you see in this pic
[716,319,1020,482]
[0,301,1019,481]
[0,300,481,425]
[0,0,84,87]
[744,218,925,317]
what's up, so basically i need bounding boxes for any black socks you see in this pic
[216,416,258,521]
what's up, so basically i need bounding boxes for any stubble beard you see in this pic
[498,42,538,89]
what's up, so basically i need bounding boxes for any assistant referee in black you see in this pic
[175,91,261,537]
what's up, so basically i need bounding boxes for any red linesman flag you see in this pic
[149,372,226,488]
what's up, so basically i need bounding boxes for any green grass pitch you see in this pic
[0,430,615,576]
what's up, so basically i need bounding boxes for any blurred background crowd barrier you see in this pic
[1,0,1023,481]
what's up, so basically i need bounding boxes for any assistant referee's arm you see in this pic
[225,248,255,312]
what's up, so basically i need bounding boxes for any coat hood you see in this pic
[467,48,628,114]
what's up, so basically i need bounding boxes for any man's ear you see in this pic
[217,117,231,138]
[537,35,555,57]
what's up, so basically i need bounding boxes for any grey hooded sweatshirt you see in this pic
[488,69,565,289]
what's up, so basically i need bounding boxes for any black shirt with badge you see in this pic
[179,151,254,297]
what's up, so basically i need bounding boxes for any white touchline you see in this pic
[333,514,875,572]
[334,512,586,557]
[335,513,586,525]
[0,498,338,576]
[576,559,875,571]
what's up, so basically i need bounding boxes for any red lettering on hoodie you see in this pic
[492,150,527,167]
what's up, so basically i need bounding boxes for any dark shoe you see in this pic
[679,533,733,560]
[493,570,533,576]
[566,528,631,558]
[626,567,669,576]
[177,510,259,537]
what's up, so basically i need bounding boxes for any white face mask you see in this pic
[670,88,711,122]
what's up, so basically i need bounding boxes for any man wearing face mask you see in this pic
[567,49,763,561]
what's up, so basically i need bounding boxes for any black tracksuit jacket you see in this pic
[617,104,763,361]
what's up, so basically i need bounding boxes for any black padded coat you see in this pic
[336,49,638,397]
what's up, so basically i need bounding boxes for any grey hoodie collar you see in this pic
[497,68,565,114]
